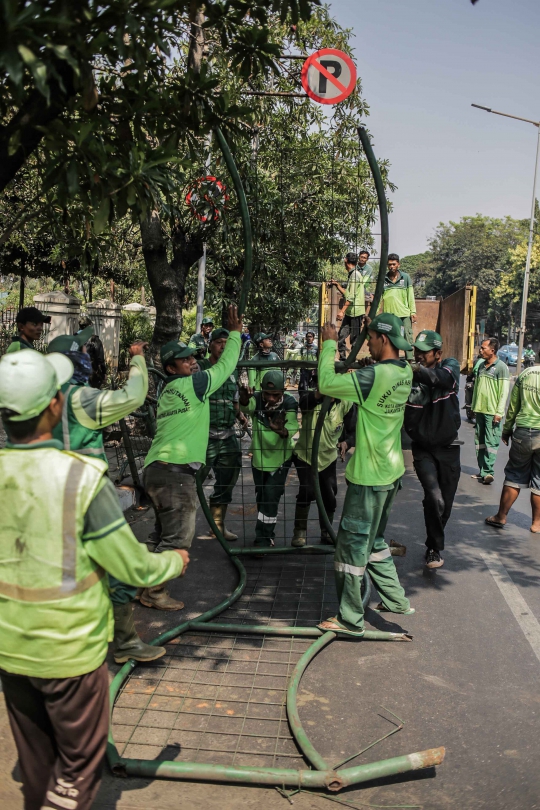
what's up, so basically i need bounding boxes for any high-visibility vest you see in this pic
[53,382,107,462]
[0,447,113,678]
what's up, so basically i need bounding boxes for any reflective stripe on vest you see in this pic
[60,384,106,458]
[0,458,104,601]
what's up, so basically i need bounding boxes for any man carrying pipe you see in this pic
[239,370,299,547]
[0,350,188,810]
[142,305,242,608]
[404,330,461,569]
[292,374,355,546]
[316,315,415,638]
[198,327,243,541]
[45,327,161,665]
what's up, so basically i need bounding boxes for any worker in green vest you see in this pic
[6,306,51,352]
[142,305,242,608]
[381,253,416,361]
[239,370,299,547]
[198,327,242,541]
[46,326,160,664]
[248,332,281,389]
[0,349,188,810]
[316,314,415,638]
[332,251,373,361]
[292,376,355,546]
[189,316,214,359]
[471,337,510,484]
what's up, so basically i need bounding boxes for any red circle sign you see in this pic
[301,48,357,105]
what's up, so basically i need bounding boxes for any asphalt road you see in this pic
[2,401,540,810]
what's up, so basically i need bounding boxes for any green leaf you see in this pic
[7,129,21,156]
[17,45,49,101]
[93,198,110,235]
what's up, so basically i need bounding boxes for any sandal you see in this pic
[317,617,365,639]
[485,516,505,529]
[372,603,416,615]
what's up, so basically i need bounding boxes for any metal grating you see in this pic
[112,555,339,768]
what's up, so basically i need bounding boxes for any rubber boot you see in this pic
[292,504,310,547]
[320,512,335,544]
[211,504,238,541]
[139,585,185,611]
[112,603,167,664]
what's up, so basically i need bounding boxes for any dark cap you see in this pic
[261,369,285,391]
[160,340,197,366]
[201,317,214,326]
[47,324,94,354]
[16,306,51,325]
[254,332,272,345]
[412,330,443,352]
[210,328,229,342]
[368,314,412,351]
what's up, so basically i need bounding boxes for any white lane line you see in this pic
[481,550,540,664]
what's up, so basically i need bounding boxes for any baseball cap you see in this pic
[254,332,272,345]
[0,351,73,422]
[210,328,229,342]
[160,340,197,366]
[261,369,285,391]
[412,330,443,352]
[47,324,94,354]
[202,317,214,326]
[16,306,51,325]
[368,314,412,351]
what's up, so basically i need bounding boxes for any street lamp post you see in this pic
[472,104,540,375]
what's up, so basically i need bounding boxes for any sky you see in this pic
[327,0,540,258]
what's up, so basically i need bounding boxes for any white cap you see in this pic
[0,350,73,422]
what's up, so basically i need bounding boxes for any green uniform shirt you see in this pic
[295,397,352,471]
[318,339,412,486]
[199,357,239,434]
[0,440,183,678]
[188,332,209,357]
[471,357,510,418]
[52,355,148,463]
[145,331,241,467]
[346,266,372,317]
[247,350,281,389]
[381,271,416,319]
[503,367,540,433]
[6,335,35,353]
[241,391,299,472]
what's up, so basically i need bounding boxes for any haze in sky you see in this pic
[329,0,540,258]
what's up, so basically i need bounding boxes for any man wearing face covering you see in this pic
[46,326,156,665]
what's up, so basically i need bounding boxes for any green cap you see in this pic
[0,351,73,422]
[210,328,229,342]
[368,314,412,351]
[202,317,214,326]
[254,332,272,345]
[261,369,285,391]
[47,324,94,355]
[160,340,197,366]
[412,330,443,352]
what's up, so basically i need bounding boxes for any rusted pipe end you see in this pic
[111,761,127,778]
[408,746,446,769]
[325,773,344,792]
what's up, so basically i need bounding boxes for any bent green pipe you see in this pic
[111,747,445,790]
[214,127,252,317]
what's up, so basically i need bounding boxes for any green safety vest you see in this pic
[0,446,112,678]
[295,399,352,471]
[53,382,108,463]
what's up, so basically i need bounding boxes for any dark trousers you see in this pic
[294,455,338,524]
[143,461,199,552]
[252,459,292,545]
[202,434,241,506]
[412,443,461,552]
[0,663,109,810]
[338,315,362,361]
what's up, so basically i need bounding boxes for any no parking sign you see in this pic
[301,48,357,105]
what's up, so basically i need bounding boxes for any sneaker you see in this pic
[471,474,483,480]
[425,549,444,569]
[483,474,494,485]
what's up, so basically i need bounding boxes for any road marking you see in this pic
[481,550,540,664]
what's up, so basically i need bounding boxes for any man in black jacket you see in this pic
[404,330,461,569]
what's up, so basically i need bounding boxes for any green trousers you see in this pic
[109,576,137,605]
[475,412,503,477]
[252,459,293,546]
[401,316,414,361]
[202,434,241,506]
[334,480,410,632]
